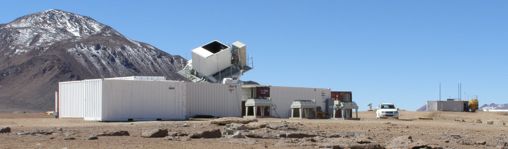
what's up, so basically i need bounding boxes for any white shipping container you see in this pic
[186,83,242,117]
[270,86,331,118]
[59,79,187,121]
[102,80,186,121]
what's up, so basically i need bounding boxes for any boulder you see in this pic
[64,137,76,140]
[190,129,222,138]
[210,117,257,125]
[97,130,130,136]
[0,127,11,133]
[487,121,494,125]
[142,129,168,138]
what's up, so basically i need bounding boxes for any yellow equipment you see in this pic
[468,98,479,112]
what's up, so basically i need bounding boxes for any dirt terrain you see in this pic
[0,111,507,149]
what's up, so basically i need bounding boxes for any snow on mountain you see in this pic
[480,103,508,110]
[0,9,187,111]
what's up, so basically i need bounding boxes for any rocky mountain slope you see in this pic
[0,9,187,111]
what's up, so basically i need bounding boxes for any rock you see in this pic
[285,132,317,138]
[97,130,130,136]
[0,127,11,133]
[16,132,30,135]
[357,139,372,144]
[267,123,296,130]
[87,135,98,140]
[190,129,222,138]
[210,117,257,125]
[141,129,168,138]
[496,142,508,149]
[450,134,462,139]
[224,123,248,135]
[475,141,487,145]
[16,130,54,136]
[348,143,385,149]
[476,119,482,123]
[227,131,245,139]
[244,129,277,139]
[487,121,494,125]
[64,137,76,140]
[327,132,361,138]
[245,122,267,129]
[319,144,347,149]
[167,132,178,137]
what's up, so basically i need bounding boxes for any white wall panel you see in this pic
[186,83,242,117]
[59,79,103,119]
[82,79,102,121]
[59,81,85,118]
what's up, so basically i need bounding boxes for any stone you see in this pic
[210,117,257,125]
[97,130,130,136]
[87,135,98,140]
[487,121,494,125]
[224,123,248,135]
[327,132,360,138]
[450,134,462,139]
[348,143,384,149]
[189,129,222,138]
[475,141,487,145]
[64,137,76,140]
[228,131,245,139]
[285,132,317,138]
[0,127,11,133]
[245,122,267,129]
[267,123,297,130]
[475,119,482,123]
[141,129,168,138]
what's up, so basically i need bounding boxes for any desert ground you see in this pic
[0,111,507,149]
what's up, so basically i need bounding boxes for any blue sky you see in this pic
[1,1,507,110]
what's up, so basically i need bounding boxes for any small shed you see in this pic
[244,99,272,118]
[332,101,359,119]
[290,100,317,119]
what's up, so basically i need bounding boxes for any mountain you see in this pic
[416,104,426,112]
[0,9,187,112]
[480,103,508,110]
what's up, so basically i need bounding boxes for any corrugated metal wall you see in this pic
[59,81,85,118]
[270,86,331,118]
[83,79,102,121]
[102,80,187,121]
[186,83,242,117]
[59,79,102,118]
